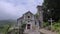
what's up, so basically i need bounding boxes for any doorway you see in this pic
[27,24,30,29]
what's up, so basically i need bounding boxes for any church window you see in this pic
[28,16,30,18]
[28,21,30,22]
[35,21,37,25]
[39,21,41,26]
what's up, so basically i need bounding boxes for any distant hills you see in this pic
[0,19,17,26]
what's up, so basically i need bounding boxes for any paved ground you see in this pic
[28,30,40,34]
[24,27,58,34]
[24,29,40,34]
[39,28,58,34]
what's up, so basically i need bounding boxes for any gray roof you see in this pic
[24,11,34,15]
[17,11,34,21]
[17,16,23,21]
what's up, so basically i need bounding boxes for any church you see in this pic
[17,5,43,34]
[8,5,43,34]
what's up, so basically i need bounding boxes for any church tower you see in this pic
[37,5,43,28]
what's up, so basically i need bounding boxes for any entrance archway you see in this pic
[27,24,30,29]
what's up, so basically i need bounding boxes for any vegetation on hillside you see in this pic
[43,0,60,22]
[43,0,60,34]
[43,21,60,34]
[0,24,11,34]
[0,20,16,34]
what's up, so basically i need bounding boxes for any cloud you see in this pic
[0,1,29,20]
[0,0,43,20]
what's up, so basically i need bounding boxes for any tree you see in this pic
[43,0,60,22]
[20,24,26,34]
[5,24,11,34]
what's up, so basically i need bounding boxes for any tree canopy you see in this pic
[43,0,60,22]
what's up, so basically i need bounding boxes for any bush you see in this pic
[51,22,60,32]
[43,22,49,27]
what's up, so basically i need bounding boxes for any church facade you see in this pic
[8,5,43,34]
[17,5,43,34]
[17,11,39,32]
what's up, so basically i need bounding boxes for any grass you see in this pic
[43,21,60,34]
[51,22,60,34]
[43,22,49,27]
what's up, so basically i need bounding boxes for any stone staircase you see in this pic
[24,29,40,34]
[24,26,40,34]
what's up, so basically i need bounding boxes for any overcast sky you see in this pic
[0,0,43,20]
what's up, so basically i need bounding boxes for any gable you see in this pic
[24,11,34,15]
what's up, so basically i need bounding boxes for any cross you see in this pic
[48,18,54,30]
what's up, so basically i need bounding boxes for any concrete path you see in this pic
[28,30,40,34]
[39,28,58,34]
[24,29,40,34]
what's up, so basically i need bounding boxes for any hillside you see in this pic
[0,20,17,26]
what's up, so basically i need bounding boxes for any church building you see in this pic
[17,5,43,34]
[8,5,43,34]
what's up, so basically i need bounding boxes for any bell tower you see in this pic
[37,5,43,28]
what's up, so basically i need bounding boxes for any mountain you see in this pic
[0,19,17,26]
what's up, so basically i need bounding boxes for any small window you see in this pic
[35,21,37,25]
[28,16,30,18]
[39,21,41,26]
[28,21,30,22]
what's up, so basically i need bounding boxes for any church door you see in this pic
[27,24,30,29]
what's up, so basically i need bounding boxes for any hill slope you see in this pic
[0,20,17,26]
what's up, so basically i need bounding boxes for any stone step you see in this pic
[24,29,40,34]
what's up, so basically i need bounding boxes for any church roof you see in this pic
[24,11,34,15]
[17,11,34,21]
[17,16,23,21]
[37,5,43,8]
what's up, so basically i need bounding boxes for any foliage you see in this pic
[19,23,26,34]
[43,22,49,27]
[52,23,60,31]
[21,24,26,29]
[35,13,39,19]
[43,21,60,33]
[43,0,60,34]
[43,0,60,22]
[0,24,12,34]
[51,21,60,34]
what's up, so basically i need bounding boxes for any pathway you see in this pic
[39,28,58,34]
[24,29,40,34]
